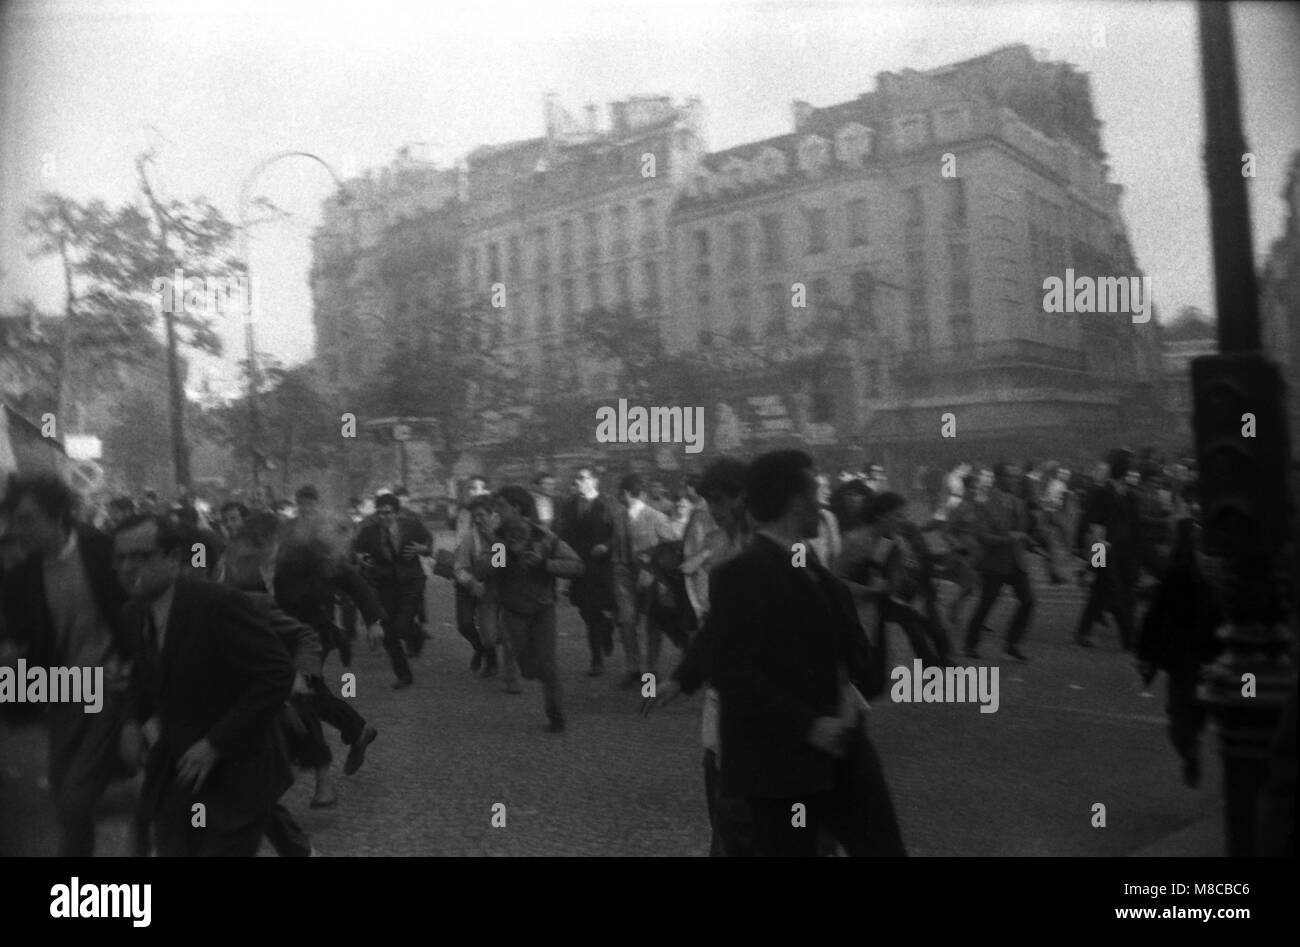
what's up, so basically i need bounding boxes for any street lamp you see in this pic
[238,151,351,491]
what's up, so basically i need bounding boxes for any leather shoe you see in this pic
[470,651,483,672]
[1074,635,1094,648]
[343,725,377,776]
[546,715,566,733]
[1005,647,1029,662]
[391,677,414,690]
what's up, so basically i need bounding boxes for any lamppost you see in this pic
[238,151,350,491]
[1193,1,1294,856]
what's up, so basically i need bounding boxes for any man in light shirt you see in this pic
[530,473,558,531]
[611,474,685,689]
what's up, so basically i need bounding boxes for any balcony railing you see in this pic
[896,339,1088,376]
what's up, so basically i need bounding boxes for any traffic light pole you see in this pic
[1194,1,1294,857]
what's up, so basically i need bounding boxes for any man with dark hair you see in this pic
[354,493,431,687]
[452,476,492,672]
[0,473,133,856]
[962,462,1034,661]
[1074,448,1145,650]
[611,472,684,688]
[113,513,295,856]
[495,510,584,732]
[705,449,904,856]
[219,500,250,541]
[557,466,618,677]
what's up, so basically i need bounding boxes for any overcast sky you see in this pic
[2,0,1298,400]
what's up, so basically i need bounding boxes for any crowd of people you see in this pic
[0,442,1273,856]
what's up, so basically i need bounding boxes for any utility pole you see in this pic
[1192,1,1294,857]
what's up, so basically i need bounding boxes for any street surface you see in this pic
[1,536,1221,857]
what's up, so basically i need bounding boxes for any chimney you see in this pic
[585,104,598,132]
[792,99,813,132]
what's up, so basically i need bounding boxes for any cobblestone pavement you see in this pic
[2,558,1221,857]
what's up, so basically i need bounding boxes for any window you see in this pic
[864,359,880,397]
[539,284,552,334]
[896,113,928,151]
[560,219,574,270]
[643,260,661,308]
[904,188,924,233]
[951,313,974,350]
[948,178,967,229]
[907,248,926,314]
[767,281,786,334]
[488,242,502,283]
[616,266,631,308]
[588,272,603,309]
[851,270,875,331]
[534,228,550,278]
[613,205,629,257]
[806,208,829,255]
[729,221,748,270]
[761,214,784,263]
[693,228,711,259]
[730,284,752,337]
[847,198,869,247]
[909,319,930,352]
[584,213,600,266]
[811,390,834,424]
[508,237,521,280]
[811,276,832,321]
[468,247,481,286]
[561,278,576,327]
[640,198,658,250]
[511,300,525,340]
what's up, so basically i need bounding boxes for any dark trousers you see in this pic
[1076,565,1137,649]
[963,569,1034,651]
[572,578,615,663]
[454,584,487,657]
[500,605,562,720]
[153,788,270,857]
[375,581,420,681]
[1166,658,1205,765]
[744,731,906,857]
[47,692,130,857]
[310,676,365,746]
[703,748,756,856]
[880,597,949,666]
[265,803,312,857]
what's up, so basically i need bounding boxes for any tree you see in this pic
[22,149,243,492]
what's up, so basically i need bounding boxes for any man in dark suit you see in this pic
[708,449,904,857]
[557,466,618,677]
[113,513,295,857]
[1,473,133,856]
[962,462,1035,661]
[1074,448,1145,650]
[353,493,432,688]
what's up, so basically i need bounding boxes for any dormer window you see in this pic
[797,135,831,176]
[756,146,787,180]
[835,123,874,167]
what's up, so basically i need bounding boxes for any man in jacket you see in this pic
[113,513,295,857]
[496,510,584,733]
[1,473,133,856]
[354,493,432,688]
[706,449,904,857]
[962,463,1034,661]
[557,467,618,677]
